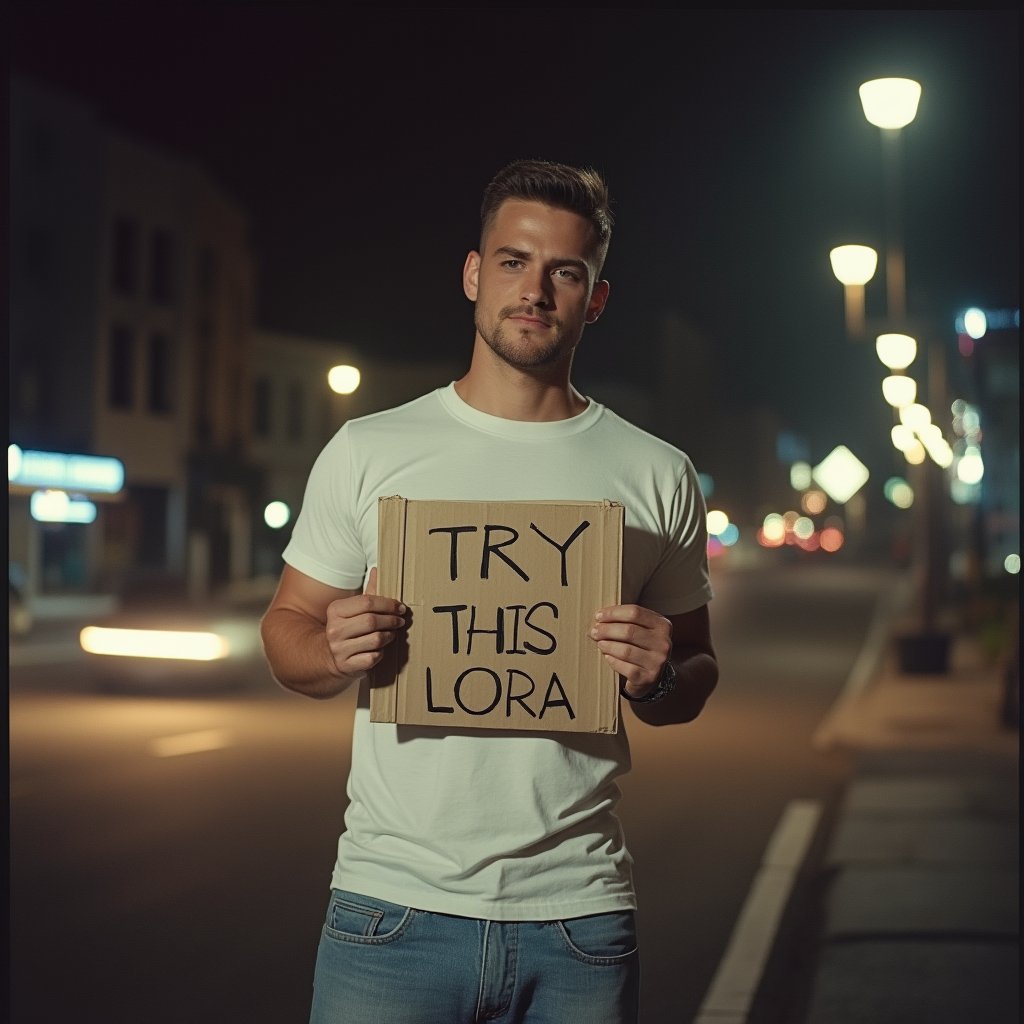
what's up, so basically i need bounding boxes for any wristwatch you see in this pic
[619,658,677,705]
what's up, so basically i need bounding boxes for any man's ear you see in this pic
[463,251,481,301]
[585,279,610,324]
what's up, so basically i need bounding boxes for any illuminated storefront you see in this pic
[8,445,125,597]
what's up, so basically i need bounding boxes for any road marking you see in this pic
[148,729,232,758]
[693,799,822,1024]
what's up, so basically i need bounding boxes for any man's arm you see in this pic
[590,603,718,726]
[260,565,407,700]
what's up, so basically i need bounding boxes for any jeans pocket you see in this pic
[323,889,416,945]
[556,910,638,965]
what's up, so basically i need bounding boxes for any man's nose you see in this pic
[521,271,552,307]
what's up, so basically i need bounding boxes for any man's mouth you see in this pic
[506,309,553,328]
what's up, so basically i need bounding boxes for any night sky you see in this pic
[9,7,1020,468]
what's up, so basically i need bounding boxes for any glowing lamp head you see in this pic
[881,374,917,408]
[328,365,361,395]
[858,78,922,129]
[899,403,932,431]
[829,245,878,287]
[875,333,917,370]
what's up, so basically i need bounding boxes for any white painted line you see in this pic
[149,729,231,758]
[693,799,822,1024]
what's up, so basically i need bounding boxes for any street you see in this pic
[9,559,888,1023]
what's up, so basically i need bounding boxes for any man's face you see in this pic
[463,200,609,371]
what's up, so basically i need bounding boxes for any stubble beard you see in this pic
[475,305,575,370]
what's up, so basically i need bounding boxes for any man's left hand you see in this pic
[590,604,673,700]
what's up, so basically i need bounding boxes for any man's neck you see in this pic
[454,344,588,422]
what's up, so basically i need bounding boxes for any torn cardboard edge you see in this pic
[372,496,623,734]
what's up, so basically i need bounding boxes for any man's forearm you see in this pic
[629,647,718,726]
[260,607,360,700]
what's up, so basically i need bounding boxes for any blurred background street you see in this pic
[7,8,1019,1023]
[11,557,883,1024]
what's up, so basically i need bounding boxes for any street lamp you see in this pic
[878,331,918,411]
[881,374,917,408]
[858,77,921,321]
[876,332,917,371]
[829,244,877,339]
[834,76,951,673]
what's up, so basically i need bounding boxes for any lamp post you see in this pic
[858,78,922,321]
[832,76,951,671]
[829,244,878,339]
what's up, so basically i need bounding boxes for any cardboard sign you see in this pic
[371,497,623,734]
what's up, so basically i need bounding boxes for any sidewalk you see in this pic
[798,607,1019,1024]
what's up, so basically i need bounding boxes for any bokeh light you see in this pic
[820,527,844,553]
[790,462,812,490]
[962,307,988,340]
[956,448,985,485]
[264,500,291,528]
[706,509,730,536]
[328,365,361,394]
[801,489,827,515]
[884,477,914,509]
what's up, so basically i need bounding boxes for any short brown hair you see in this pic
[480,159,614,270]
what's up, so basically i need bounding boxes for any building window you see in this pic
[148,332,174,414]
[286,380,304,443]
[149,229,176,304]
[253,376,272,438]
[111,218,138,294]
[109,324,135,409]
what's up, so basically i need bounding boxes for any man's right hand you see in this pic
[261,564,408,699]
[324,567,408,680]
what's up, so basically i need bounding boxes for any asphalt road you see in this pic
[8,558,891,1023]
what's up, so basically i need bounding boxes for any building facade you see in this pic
[10,74,260,605]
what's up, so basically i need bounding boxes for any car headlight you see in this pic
[79,626,230,661]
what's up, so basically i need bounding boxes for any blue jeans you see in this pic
[309,889,640,1023]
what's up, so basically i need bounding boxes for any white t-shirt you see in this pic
[283,383,713,920]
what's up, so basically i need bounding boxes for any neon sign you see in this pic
[9,445,124,495]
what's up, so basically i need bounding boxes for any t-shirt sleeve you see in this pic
[638,455,713,616]
[281,426,368,590]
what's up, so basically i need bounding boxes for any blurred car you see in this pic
[79,578,274,692]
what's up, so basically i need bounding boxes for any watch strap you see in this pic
[619,658,677,705]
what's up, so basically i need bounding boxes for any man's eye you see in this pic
[554,268,581,282]
[501,259,523,269]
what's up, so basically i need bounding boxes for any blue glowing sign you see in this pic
[955,308,1020,336]
[9,445,124,495]
[30,490,99,524]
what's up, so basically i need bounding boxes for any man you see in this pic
[261,158,718,1024]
